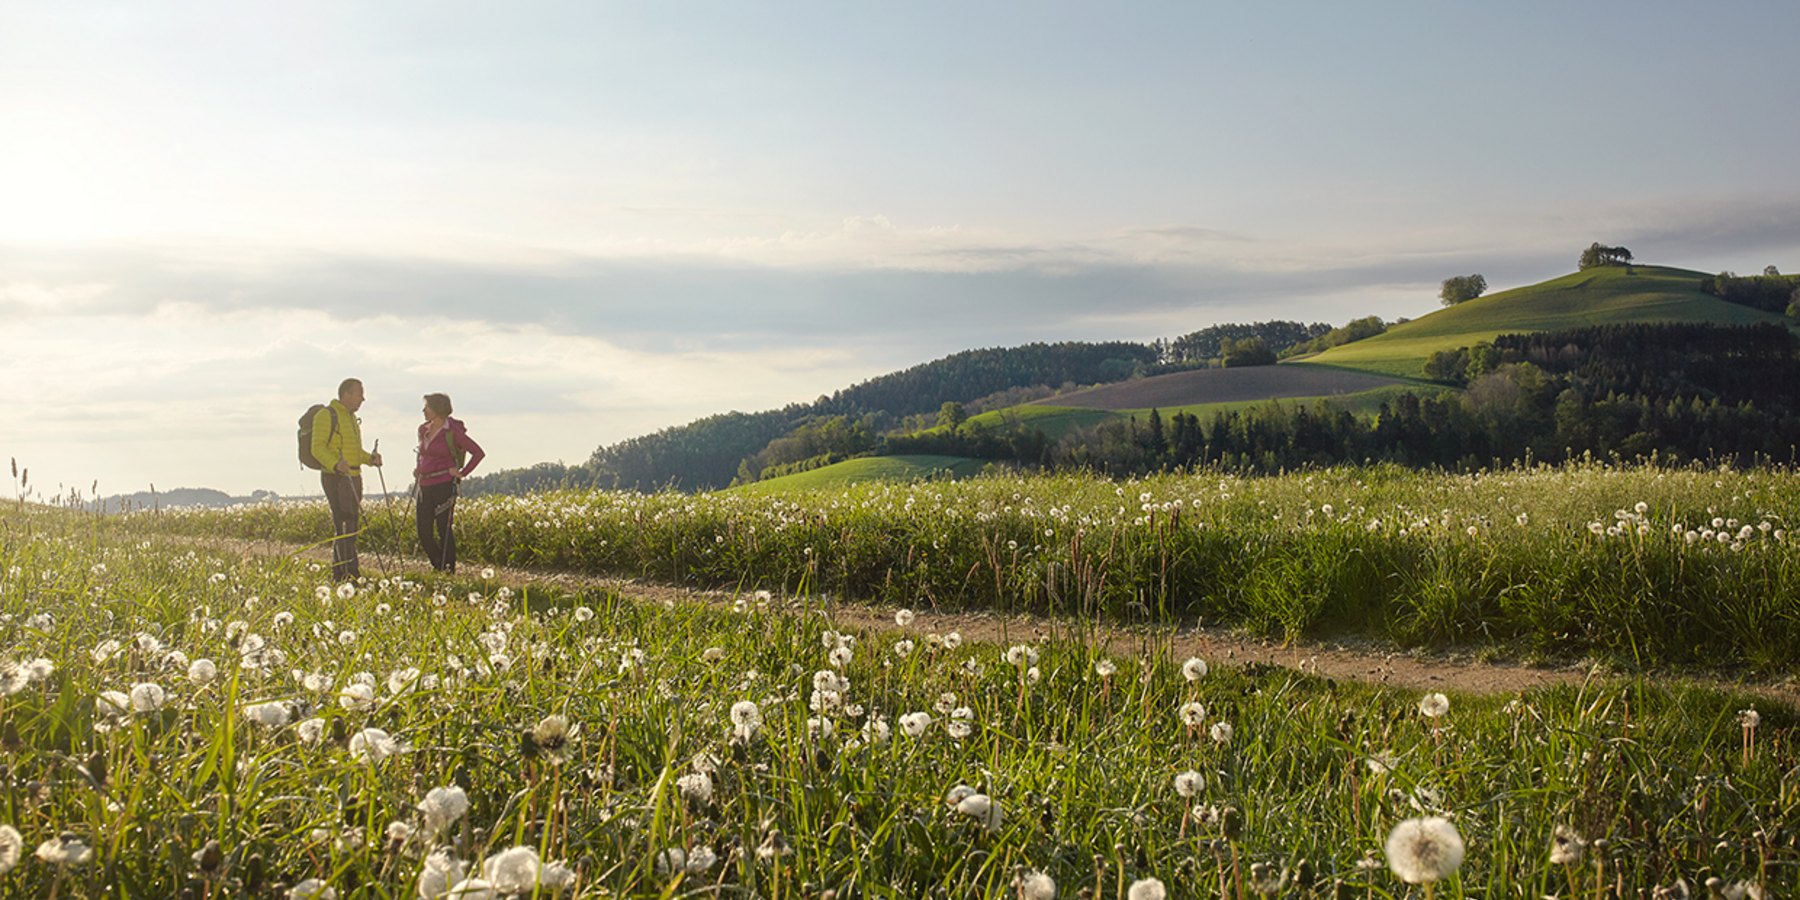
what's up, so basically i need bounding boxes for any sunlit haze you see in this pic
[7,2,1800,496]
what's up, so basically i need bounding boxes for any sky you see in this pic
[6,1,1800,498]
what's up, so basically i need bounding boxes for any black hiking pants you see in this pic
[321,473,363,581]
[417,480,458,572]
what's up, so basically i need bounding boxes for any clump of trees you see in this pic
[1220,336,1277,367]
[1161,321,1328,366]
[1283,316,1388,357]
[1578,243,1634,269]
[1700,270,1800,314]
[1439,274,1487,306]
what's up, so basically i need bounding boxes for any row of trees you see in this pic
[1158,321,1329,366]
[1700,270,1800,316]
[919,323,1800,475]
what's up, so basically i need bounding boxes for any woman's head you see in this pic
[423,393,453,419]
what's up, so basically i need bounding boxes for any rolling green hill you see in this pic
[726,454,987,494]
[1307,265,1794,378]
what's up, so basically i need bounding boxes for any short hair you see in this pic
[338,378,363,399]
[423,393,453,417]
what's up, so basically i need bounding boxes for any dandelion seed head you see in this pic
[1385,816,1465,884]
[1127,878,1167,900]
[1418,692,1450,718]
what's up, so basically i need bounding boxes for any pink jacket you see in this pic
[414,417,485,488]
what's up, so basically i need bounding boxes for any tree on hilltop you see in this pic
[1439,274,1487,306]
[1579,243,1634,269]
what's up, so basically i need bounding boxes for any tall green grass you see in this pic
[130,461,1800,675]
[1,504,1793,895]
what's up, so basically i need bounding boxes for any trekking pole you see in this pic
[371,438,403,576]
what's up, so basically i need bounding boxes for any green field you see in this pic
[1309,266,1795,378]
[962,383,1454,444]
[4,499,1794,895]
[46,463,1800,894]
[730,454,989,494]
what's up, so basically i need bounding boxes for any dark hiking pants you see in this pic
[321,473,363,581]
[417,480,458,572]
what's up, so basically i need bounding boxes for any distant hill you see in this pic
[1307,265,1794,378]
[554,341,1159,492]
[89,487,283,514]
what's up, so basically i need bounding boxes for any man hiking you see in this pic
[312,378,383,581]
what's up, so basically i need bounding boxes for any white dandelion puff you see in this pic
[1385,816,1465,884]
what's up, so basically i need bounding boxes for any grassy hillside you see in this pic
[1309,265,1794,378]
[728,454,986,494]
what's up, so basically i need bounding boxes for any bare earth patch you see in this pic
[189,535,1800,708]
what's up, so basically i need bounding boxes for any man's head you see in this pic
[338,378,365,412]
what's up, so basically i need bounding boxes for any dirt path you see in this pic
[183,535,1800,708]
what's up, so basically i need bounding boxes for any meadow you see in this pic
[0,493,1794,897]
[143,461,1800,675]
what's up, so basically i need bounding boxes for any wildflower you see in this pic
[336,583,356,600]
[828,645,853,668]
[95,690,131,723]
[1209,721,1234,745]
[1016,869,1056,900]
[756,829,793,862]
[701,646,725,663]
[861,717,891,744]
[1173,770,1206,798]
[954,792,1003,831]
[1005,644,1039,667]
[730,700,762,740]
[1178,701,1206,727]
[480,567,496,580]
[899,711,932,738]
[942,632,962,650]
[296,717,326,744]
[0,825,21,876]
[573,606,594,622]
[1549,824,1585,865]
[1384,816,1465,884]
[893,639,915,658]
[677,771,714,806]
[481,845,557,894]
[1095,658,1117,678]
[287,878,336,899]
[1127,878,1167,900]
[1418,692,1450,719]
[1723,881,1766,900]
[188,658,219,685]
[128,682,166,713]
[387,667,421,695]
[531,714,574,766]
[91,639,123,664]
[417,850,467,899]
[338,682,376,712]
[1738,709,1761,729]
[348,727,399,764]
[419,786,470,836]
[895,608,915,627]
[34,833,93,867]
[1181,657,1209,681]
[946,709,974,741]
[1366,751,1397,776]
[242,700,291,729]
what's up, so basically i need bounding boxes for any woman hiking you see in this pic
[414,392,486,572]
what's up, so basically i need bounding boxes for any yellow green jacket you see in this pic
[311,400,371,475]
